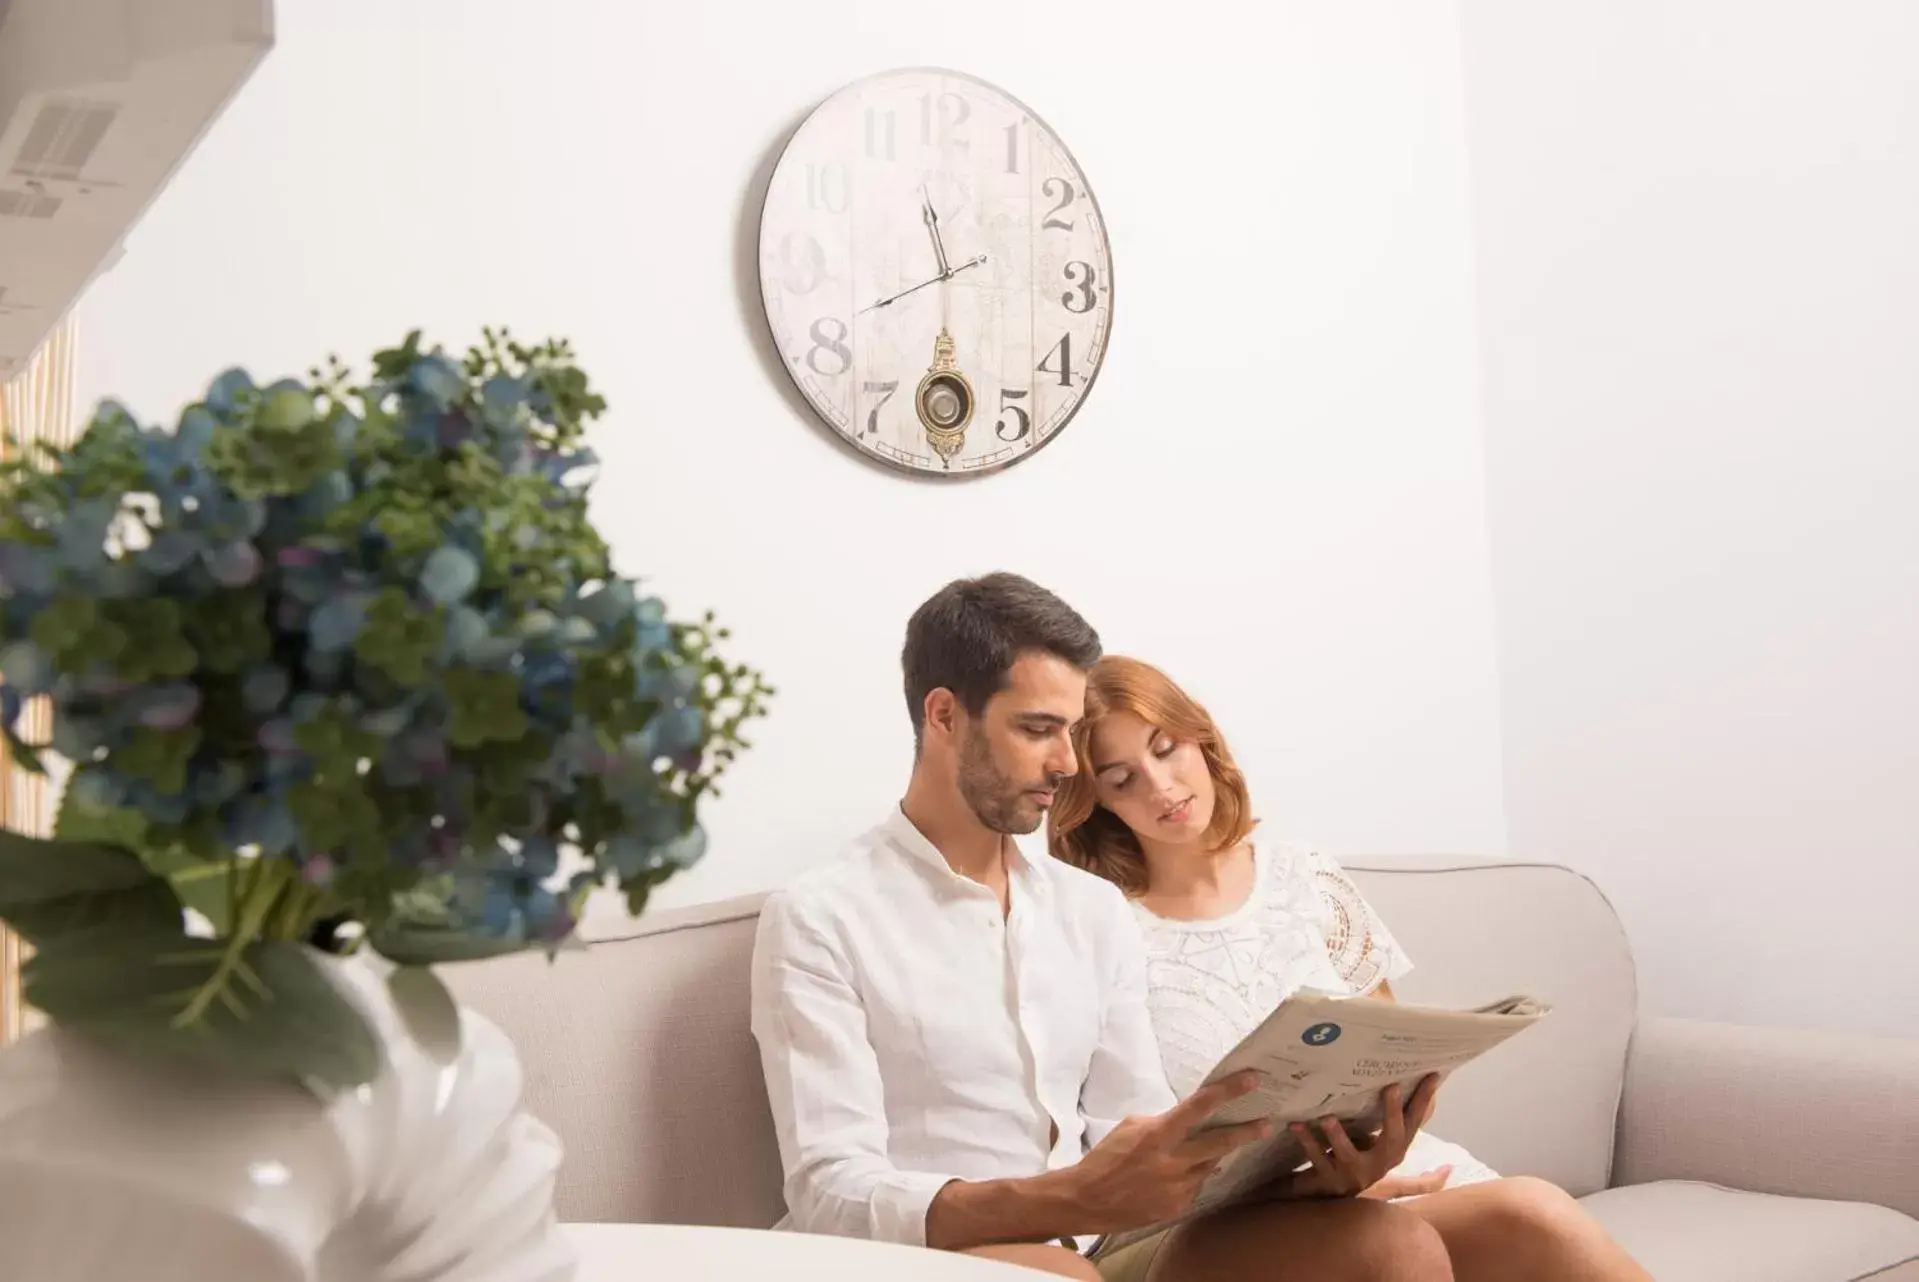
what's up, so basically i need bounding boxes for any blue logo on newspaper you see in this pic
[1302,1022,1343,1047]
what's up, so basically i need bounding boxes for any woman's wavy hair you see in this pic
[1049,655,1256,896]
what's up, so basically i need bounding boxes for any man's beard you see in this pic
[957,725,1056,835]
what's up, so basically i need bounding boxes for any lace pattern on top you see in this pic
[1128,841,1501,1190]
[1129,841,1413,1099]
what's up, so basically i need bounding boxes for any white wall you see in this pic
[1463,1,1919,1036]
[75,1,1508,917]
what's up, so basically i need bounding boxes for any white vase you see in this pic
[0,950,576,1282]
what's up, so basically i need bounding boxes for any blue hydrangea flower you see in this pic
[0,327,770,971]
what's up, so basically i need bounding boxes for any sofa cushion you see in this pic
[1579,1181,1919,1282]
[440,893,785,1228]
[1348,859,1638,1196]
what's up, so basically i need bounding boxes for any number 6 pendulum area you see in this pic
[915,327,975,467]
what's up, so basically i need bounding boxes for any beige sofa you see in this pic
[443,857,1919,1281]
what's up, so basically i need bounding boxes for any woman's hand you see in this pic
[1359,1166,1452,1199]
[1283,1075,1442,1198]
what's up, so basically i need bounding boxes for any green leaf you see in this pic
[1,877,182,948]
[24,930,381,1088]
[52,788,150,847]
[144,850,235,937]
[259,387,316,432]
[0,831,160,903]
[386,965,460,1064]
[366,918,533,966]
[55,789,233,935]
[2,736,45,775]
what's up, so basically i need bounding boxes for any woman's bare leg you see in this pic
[1143,1196,1453,1282]
[964,1243,1101,1279]
[1401,1176,1651,1282]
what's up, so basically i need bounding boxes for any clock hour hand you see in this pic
[859,253,986,313]
[921,185,952,277]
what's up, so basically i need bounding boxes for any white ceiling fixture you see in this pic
[0,0,272,377]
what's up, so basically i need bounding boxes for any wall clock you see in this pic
[758,68,1113,476]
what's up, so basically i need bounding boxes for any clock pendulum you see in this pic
[915,326,975,467]
[914,202,976,468]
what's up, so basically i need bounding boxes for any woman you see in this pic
[1051,656,1650,1282]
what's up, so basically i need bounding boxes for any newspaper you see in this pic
[1098,989,1550,1252]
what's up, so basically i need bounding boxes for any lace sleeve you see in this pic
[1298,847,1414,996]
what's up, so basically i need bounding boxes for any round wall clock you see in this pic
[758,68,1113,476]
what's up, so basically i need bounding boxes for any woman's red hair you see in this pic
[1049,655,1256,896]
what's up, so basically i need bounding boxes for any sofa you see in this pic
[441,857,1919,1281]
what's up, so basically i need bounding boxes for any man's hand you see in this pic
[1064,1070,1272,1233]
[1284,1076,1443,1198]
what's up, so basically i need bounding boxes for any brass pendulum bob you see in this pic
[915,328,975,467]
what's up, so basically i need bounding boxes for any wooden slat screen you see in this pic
[0,315,80,1045]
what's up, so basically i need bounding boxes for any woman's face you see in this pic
[1086,709,1216,848]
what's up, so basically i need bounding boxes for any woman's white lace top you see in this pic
[1130,840,1414,1099]
[1129,840,1501,1189]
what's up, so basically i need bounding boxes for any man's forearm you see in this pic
[923,1167,1088,1251]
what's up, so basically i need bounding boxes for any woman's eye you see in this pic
[1153,739,1176,758]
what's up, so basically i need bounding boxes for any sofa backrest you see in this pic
[442,892,783,1228]
[1346,859,1638,1194]
[440,856,1637,1227]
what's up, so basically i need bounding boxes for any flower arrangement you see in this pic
[0,329,769,1086]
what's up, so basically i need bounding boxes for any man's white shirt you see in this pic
[749,807,1177,1247]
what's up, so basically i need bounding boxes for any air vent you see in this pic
[0,189,60,219]
[0,0,273,375]
[12,100,118,183]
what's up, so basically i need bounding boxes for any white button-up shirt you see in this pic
[749,808,1177,1247]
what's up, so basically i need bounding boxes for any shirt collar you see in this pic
[879,805,1054,900]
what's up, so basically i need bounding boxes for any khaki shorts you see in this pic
[1090,1229,1175,1282]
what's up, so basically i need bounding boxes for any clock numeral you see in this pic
[1038,333,1074,388]
[919,92,972,150]
[805,162,848,213]
[864,107,897,161]
[1042,177,1076,231]
[1003,122,1021,174]
[1061,261,1097,314]
[780,233,831,296]
[861,379,899,437]
[994,387,1031,442]
[806,317,852,377]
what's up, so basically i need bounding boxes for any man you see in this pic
[749,573,1452,1280]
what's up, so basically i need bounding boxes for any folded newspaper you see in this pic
[1100,989,1550,1252]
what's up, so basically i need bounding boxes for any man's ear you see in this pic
[922,688,959,743]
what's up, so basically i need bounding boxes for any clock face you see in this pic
[758,68,1113,477]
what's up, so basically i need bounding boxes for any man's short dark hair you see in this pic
[901,572,1102,742]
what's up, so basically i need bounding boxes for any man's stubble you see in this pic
[956,723,1050,836]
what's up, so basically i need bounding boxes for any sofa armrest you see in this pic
[1614,1015,1919,1217]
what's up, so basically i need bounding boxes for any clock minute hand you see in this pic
[921,185,952,276]
[859,253,986,314]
